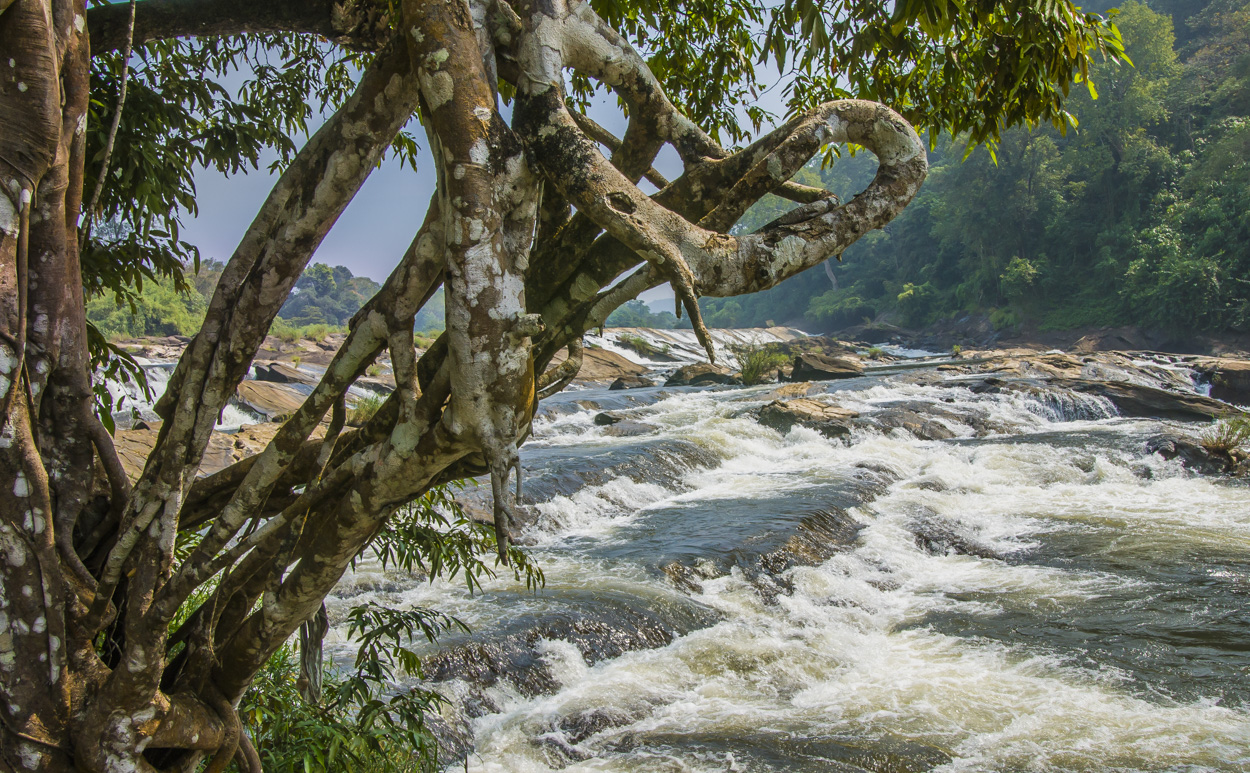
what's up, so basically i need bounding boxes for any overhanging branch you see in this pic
[88,0,390,53]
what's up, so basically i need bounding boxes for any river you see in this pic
[318,353,1250,772]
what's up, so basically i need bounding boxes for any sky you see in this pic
[176,49,795,309]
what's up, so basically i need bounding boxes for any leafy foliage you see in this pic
[1201,415,1250,454]
[234,486,542,772]
[732,343,790,385]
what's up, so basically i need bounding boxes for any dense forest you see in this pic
[623,0,1248,334]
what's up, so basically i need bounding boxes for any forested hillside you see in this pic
[84,260,434,338]
[688,0,1249,334]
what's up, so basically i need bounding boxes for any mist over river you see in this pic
[318,353,1250,772]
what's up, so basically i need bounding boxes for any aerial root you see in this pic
[490,459,515,565]
[657,253,716,363]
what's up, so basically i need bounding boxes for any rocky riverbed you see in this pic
[106,329,1250,770]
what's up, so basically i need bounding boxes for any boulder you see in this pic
[549,346,647,382]
[601,420,659,437]
[1049,378,1242,421]
[908,512,1002,559]
[1146,433,1242,475]
[1197,358,1250,405]
[254,361,316,386]
[664,363,741,387]
[788,352,864,381]
[234,380,307,422]
[593,411,625,426]
[609,375,653,390]
[756,398,859,439]
[866,405,957,440]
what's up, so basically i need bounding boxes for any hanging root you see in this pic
[658,254,716,363]
[489,453,520,565]
[202,686,241,773]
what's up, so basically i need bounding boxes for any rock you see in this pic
[757,508,864,576]
[909,512,1002,559]
[550,346,647,382]
[602,420,659,437]
[594,411,625,426]
[788,352,864,381]
[756,398,859,439]
[1049,378,1242,421]
[1196,358,1250,405]
[664,363,741,387]
[609,375,653,390]
[760,381,815,400]
[234,380,308,422]
[865,405,959,441]
[254,361,315,386]
[1146,433,1239,475]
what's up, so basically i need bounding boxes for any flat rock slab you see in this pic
[1049,377,1242,421]
[665,363,740,387]
[254,361,317,386]
[1196,358,1250,405]
[551,347,647,382]
[113,422,322,482]
[788,352,864,381]
[235,380,308,421]
[756,398,859,439]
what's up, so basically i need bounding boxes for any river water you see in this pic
[320,359,1250,773]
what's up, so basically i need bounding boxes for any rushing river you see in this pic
[316,359,1250,772]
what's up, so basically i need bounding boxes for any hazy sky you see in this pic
[177,57,794,310]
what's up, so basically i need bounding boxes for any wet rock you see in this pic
[756,398,859,439]
[423,597,720,696]
[865,405,958,441]
[607,730,952,773]
[356,374,396,395]
[909,512,1002,559]
[1146,433,1242,475]
[609,375,654,390]
[664,363,741,387]
[1049,378,1242,421]
[1196,358,1250,405]
[601,420,658,437]
[788,352,864,381]
[557,707,637,745]
[757,508,864,576]
[594,411,626,426]
[253,361,316,386]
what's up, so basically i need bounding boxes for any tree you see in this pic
[0,0,1120,770]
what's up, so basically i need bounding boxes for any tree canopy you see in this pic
[0,0,1120,770]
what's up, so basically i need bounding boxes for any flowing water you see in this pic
[323,361,1250,773]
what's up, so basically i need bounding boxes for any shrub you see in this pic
[347,394,386,426]
[1201,416,1250,455]
[238,488,543,773]
[951,344,963,356]
[616,333,669,357]
[865,347,886,360]
[732,343,789,385]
